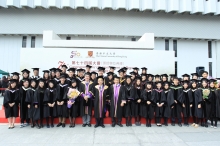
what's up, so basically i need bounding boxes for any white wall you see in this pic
[0,9,220,40]
[0,35,219,78]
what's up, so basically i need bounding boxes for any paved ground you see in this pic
[0,95,220,146]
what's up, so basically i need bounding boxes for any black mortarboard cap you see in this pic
[154,74,160,78]
[130,71,136,75]
[209,79,217,83]
[9,79,18,84]
[141,67,147,70]
[133,67,139,70]
[42,70,50,73]
[86,65,92,68]
[161,74,168,78]
[49,68,56,72]
[190,79,198,83]
[107,72,114,76]
[77,68,85,72]
[11,72,20,76]
[109,66,116,69]
[38,78,45,83]
[32,68,39,71]
[90,71,98,75]
[191,73,199,77]
[200,78,209,83]
[21,69,30,74]
[67,68,76,72]
[123,67,128,71]
[147,74,154,78]
[182,74,190,78]
[98,67,105,71]
[56,68,62,73]
[61,65,68,69]
[118,69,125,73]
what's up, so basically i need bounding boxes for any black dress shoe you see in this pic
[171,123,175,126]
[164,123,168,126]
[40,124,44,128]
[31,124,35,128]
[101,125,105,128]
[94,124,99,128]
[111,124,115,127]
[82,124,87,127]
[51,124,54,128]
[178,123,182,127]
[201,122,204,127]
[62,124,65,128]
[88,124,92,127]
[36,124,41,129]
[129,122,132,126]
[149,124,151,127]
[47,125,50,128]
[69,125,72,128]
[72,124,75,128]
[146,124,149,127]
[117,123,123,127]
[205,123,208,128]
[56,123,62,127]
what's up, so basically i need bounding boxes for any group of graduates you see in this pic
[3,65,220,129]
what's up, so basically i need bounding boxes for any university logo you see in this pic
[86,51,94,58]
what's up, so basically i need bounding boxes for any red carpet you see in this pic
[0,106,192,124]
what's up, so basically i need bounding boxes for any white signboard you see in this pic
[20,48,175,76]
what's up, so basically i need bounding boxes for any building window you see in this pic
[22,36,27,48]
[31,36,35,48]
[175,61,177,76]
[208,41,212,58]
[209,62,212,77]
[165,39,169,51]
[173,40,177,57]
[131,38,136,41]
[66,36,71,40]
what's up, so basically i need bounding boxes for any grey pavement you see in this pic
[0,96,220,146]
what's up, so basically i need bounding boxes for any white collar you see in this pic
[59,84,68,87]
[22,86,29,91]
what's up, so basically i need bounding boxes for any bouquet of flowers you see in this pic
[202,89,210,99]
[67,88,80,108]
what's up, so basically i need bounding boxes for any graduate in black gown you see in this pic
[118,69,126,86]
[132,77,143,126]
[141,67,147,75]
[49,68,56,79]
[154,81,164,127]
[104,72,114,117]
[90,71,97,82]
[124,76,134,127]
[141,82,155,127]
[30,68,41,85]
[198,78,212,127]
[54,68,62,87]
[43,80,57,128]
[191,79,203,128]
[25,79,37,128]
[170,77,183,127]
[161,81,174,126]
[19,78,30,128]
[109,76,126,127]
[19,69,30,88]
[66,68,77,86]
[43,70,50,88]
[65,79,79,128]
[182,80,193,127]
[56,74,69,128]
[93,76,109,128]
[209,79,220,128]
[11,72,20,88]
[33,78,46,129]
[79,72,94,127]
[3,79,19,129]
[76,68,85,82]
[141,74,147,89]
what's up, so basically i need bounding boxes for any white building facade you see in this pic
[0,0,220,77]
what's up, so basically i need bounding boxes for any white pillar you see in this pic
[215,41,220,77]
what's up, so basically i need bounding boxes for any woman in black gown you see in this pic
[3,79,19,129]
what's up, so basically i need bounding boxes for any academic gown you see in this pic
[170,85,183,119]
[161,89,174,118]
[33,87,46,121]
[141,89,155,119]
[197,88,212,119]
[123,84,135,117]
[109,84,126,119]
[182,88,193,117]
[19,86,30,120]
[3,89,19,118]
[79,81,94,116]
[192,88,203,118]
[25,88,36,119]
[93,85,109,118]
[56,83,69,117]
[53,78,60,88]
[154,89,164,118]
[210,88,220,118]
[66,76,77,86]
[43,88,57,118]
[19,78,30,88]
[132,87,143,117]
[64,87,79,118]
